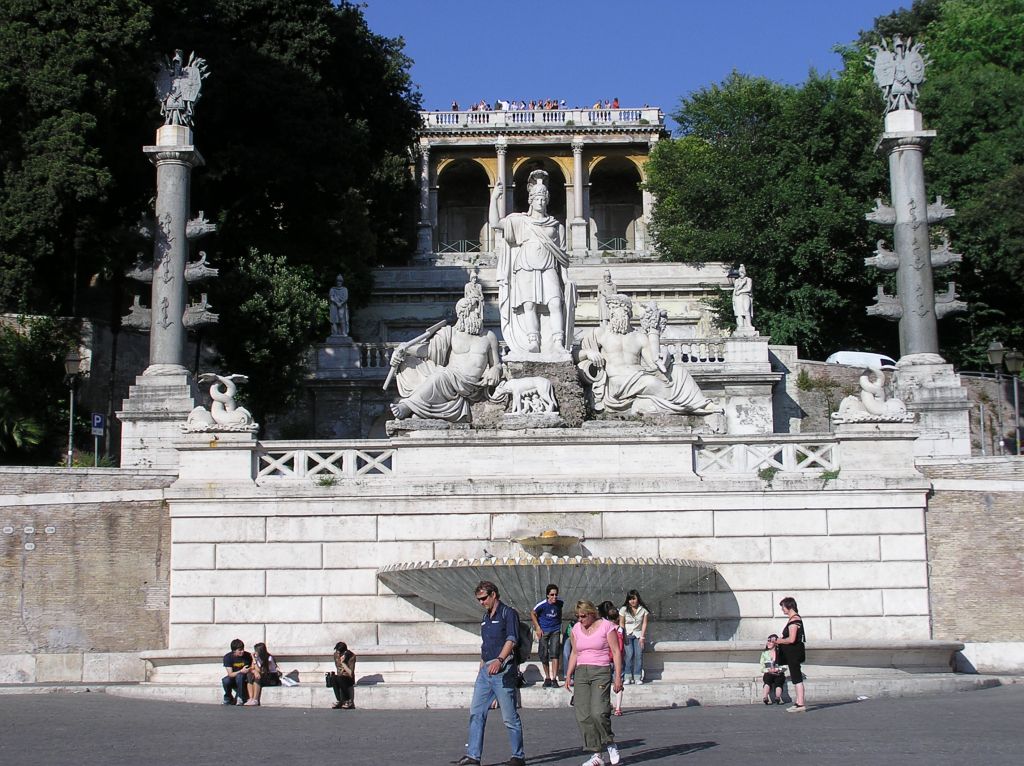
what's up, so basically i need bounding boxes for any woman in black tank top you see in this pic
[775,596,806,712]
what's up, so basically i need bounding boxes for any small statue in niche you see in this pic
[329,274,350,337]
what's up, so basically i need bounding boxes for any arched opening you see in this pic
[589,158,642,251]
[437,160,489,253]
[511,157,567,221]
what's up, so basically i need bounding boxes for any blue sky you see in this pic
[361,0,910,127]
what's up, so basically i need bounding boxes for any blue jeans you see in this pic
[466,664,524,761]
[222,672,247,702]
[624,635,643,680]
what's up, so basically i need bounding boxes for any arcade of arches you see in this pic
[429,150,649,256]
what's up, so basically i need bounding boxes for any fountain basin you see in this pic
[378,556,716,620]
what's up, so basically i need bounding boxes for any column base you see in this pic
[893,355,971,458]
[116,373,198,469]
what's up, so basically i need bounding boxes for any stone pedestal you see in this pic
[570,218,588,257]
[174,431,257,485]
[717,335,779,435]
[415,222,433,259]
[316,336,360,370]
[117,373,198,469]
[494,358,586,428]
[892,353,971,457]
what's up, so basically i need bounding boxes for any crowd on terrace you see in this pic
[448,97,634,111]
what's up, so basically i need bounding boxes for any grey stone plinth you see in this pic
[499,412,566,430]
[893,355,971,458]
[116,373,198,469]
[504,358,586,428]
[386,418,470,435]
[316,336,360,370]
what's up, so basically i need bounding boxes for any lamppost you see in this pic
[64,349,82,469]
[986,341,1005,454]
[986,341,1023,456]
[1005,349,1023,456]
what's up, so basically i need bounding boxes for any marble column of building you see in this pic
[639,135,660,253]
[415,144,433,257]
[493,139,508,253]
[570,138,588,256]
[142,124,204,375]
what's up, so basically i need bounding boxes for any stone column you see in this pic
[119,123,204,469]
[570,138,588,257]
[142,124,204,375]
[882,119,939,356]
[495,140,508,217]
[415,144,433,257]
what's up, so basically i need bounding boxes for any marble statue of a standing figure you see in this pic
[490,170,577,355]
[329,274,350,337]
[598,269,617,326]
[731,264,755,337]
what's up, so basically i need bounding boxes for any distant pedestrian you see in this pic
[619,589,650,684]
[221,638,251,706]
[530,583,564,688]
[775,596,806,712]
[455,581,526,766]
[451,100,460,111]
[566,600,623,766]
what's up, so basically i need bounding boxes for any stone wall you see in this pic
[920,457,1024,645]
[0,468,175,663]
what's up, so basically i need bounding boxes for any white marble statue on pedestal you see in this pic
[329,274,350,337]
[577,294,722,416]
[598,269,617,326]
[730,264,756,337]
[387,298,502,422]
[490,170,577,355]
[832,363,913,424]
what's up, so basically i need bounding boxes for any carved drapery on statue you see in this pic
[492,170,577,356]
[577,295,721,416]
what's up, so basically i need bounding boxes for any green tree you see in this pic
[212,249,328,424]
[0,317,80,464]
[647,71,887,359]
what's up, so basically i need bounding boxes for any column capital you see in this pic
[143,146,205,168]
[495,140,508,156]
[571,138,585,155]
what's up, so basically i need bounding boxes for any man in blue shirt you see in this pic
[221,638,252,705]
[456,580,525,766]
[530,583,564,688]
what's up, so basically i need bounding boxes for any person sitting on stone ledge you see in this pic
[244,641,281,706]
[578,295,721,416]
[388,298,502,422]
[329,641,357,709]
[221,638,252,706]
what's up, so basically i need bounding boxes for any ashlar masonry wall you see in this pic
[165,430,933,651]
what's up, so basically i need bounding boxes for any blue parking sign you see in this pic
[91,413,105,437]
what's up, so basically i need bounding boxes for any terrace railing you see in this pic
[421,107,663,131]
[256,441,396,482]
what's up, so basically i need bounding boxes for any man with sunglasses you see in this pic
[531,583,564,688]
[456,581,526,766]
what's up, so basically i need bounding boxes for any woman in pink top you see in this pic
[566,600,623,766]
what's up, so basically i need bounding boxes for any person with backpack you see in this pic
[455,580,526,766]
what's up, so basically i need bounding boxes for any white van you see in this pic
[825,351,897,369]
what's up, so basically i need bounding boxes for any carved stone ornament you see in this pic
[868,34,927,113]
[155,49,209,128]
[832,365,913,424]
[490,367,559,415]
[184,373,258,432]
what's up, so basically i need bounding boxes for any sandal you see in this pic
[613,708,622,716]
[763,697,771,705]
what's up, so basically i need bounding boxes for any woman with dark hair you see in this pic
[619,590,650,684]
[330,641,357,709]
[759,634,785,705]
[244,642,280,706]
[775,596,806,712]
[599,601,625,716]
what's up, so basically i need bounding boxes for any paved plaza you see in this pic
[1,683,1022,765]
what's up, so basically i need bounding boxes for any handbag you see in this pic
[325,671,337,687]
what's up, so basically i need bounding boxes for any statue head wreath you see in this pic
[527,169,550,204]
[605,293,633,316]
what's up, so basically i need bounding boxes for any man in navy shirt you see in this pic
[456,580,525,766]
[530,583,564,688]
[221,638,252,705]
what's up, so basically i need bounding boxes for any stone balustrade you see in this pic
[421,107,663,131]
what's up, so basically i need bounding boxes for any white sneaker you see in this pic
[581,754,603,766]
[607,743,620,764]
[635,678,644,685]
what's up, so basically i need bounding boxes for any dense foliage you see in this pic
[0,0,420,457]
[647,0,1024,366]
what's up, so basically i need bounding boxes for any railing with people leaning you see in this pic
[422,107,663,130]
